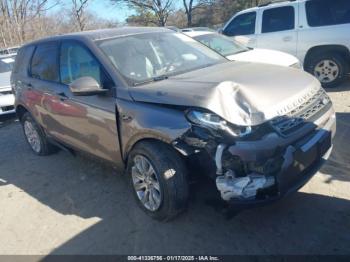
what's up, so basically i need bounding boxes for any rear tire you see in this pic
[21,112,57,156]
[127,141,189,221]
[305,53,348,88]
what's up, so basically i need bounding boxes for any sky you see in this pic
[87,1,135,22]
[49,0,184,23]
[49,0,136,23]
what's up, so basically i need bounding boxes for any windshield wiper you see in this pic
[233,49,249,55]
[133,75,169,86]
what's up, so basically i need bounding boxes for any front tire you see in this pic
[305,53,348,88]
[21,112,57,156]
[127,141,189,221]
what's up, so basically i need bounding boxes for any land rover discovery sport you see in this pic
[12,27,336,220]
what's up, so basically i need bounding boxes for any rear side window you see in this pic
[30,43,59,82]
[13,46,35,76]
[12,49,23,74]
[306,0,350,27]
[223,12,256,36]
[262,6,295,33]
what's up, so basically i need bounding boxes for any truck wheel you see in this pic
[306,53,348,88]
[127,141,189,221]
[21,112,57,156]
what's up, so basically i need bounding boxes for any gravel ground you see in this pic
[0,80,349,255]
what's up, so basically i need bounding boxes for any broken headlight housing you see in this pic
[186,110,252,137]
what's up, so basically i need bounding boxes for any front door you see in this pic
[223,11,258,48]
[44,41,121,164]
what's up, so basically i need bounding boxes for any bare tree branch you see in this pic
[183,0,213,27]
[111,0,174,26]
[72,0,90,31]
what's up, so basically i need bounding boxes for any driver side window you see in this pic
[60,42,111,88]
[224,12,257,36]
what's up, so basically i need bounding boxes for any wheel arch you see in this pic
[304,45,350,69]
[16,104,29,121]
[123,135,180,165]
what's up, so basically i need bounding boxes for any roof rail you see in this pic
[258,0,296,7]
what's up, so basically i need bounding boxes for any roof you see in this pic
[24,26,171,46]
[237,0,302,14]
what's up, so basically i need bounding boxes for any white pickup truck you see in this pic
[222,0,350,88]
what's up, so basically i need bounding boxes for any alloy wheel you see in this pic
[131,155,162,211]
[24,121,41,153]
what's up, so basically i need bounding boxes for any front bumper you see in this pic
[0,92,15,115]
[216,106,336,205]
[226,146,332,207]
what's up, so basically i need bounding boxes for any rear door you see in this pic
[223,11,258,48]
[256,4,298,56]
[27,42,62,128]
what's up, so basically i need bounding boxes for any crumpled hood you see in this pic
[226,48,299,67]
[128,62,321,126]
[0,71,11,89]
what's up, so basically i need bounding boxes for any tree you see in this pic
[0,0,118,49]
[126,7,158,26]
[0,0,59,46]
[182,0,212,27]
[192,0,258,27]
[111,0,174,26]
[71,0,90,31]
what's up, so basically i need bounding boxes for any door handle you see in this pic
[283,36,292,42]
[23,82,32,90]
[56,92,68,101]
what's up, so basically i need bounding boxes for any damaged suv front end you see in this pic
[125,59,336,207]
[98,29,335,214]
[182,85,335,204]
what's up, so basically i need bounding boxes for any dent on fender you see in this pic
[116,99,191,160]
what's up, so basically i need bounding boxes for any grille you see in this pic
[271,88,331,136]
[0,90,13,96]
[0,105,15,112]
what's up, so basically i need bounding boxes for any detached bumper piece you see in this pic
[216,171,275,201]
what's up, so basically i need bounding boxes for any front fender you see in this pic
[116,99,191,160]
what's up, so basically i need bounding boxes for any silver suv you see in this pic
[12,27,336,220]
[222,0,350,88]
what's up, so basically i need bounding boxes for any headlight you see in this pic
[186,110,252,137]
[290,62,302,69]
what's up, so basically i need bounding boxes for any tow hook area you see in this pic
[215,143,275,201]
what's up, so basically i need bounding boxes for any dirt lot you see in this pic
[0,81,349,255]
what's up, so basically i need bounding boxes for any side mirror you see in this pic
[69,77,108,96]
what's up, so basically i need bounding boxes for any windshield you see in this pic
[0,56,15,73]
[193,33,249,57]
[97,32,226,85]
